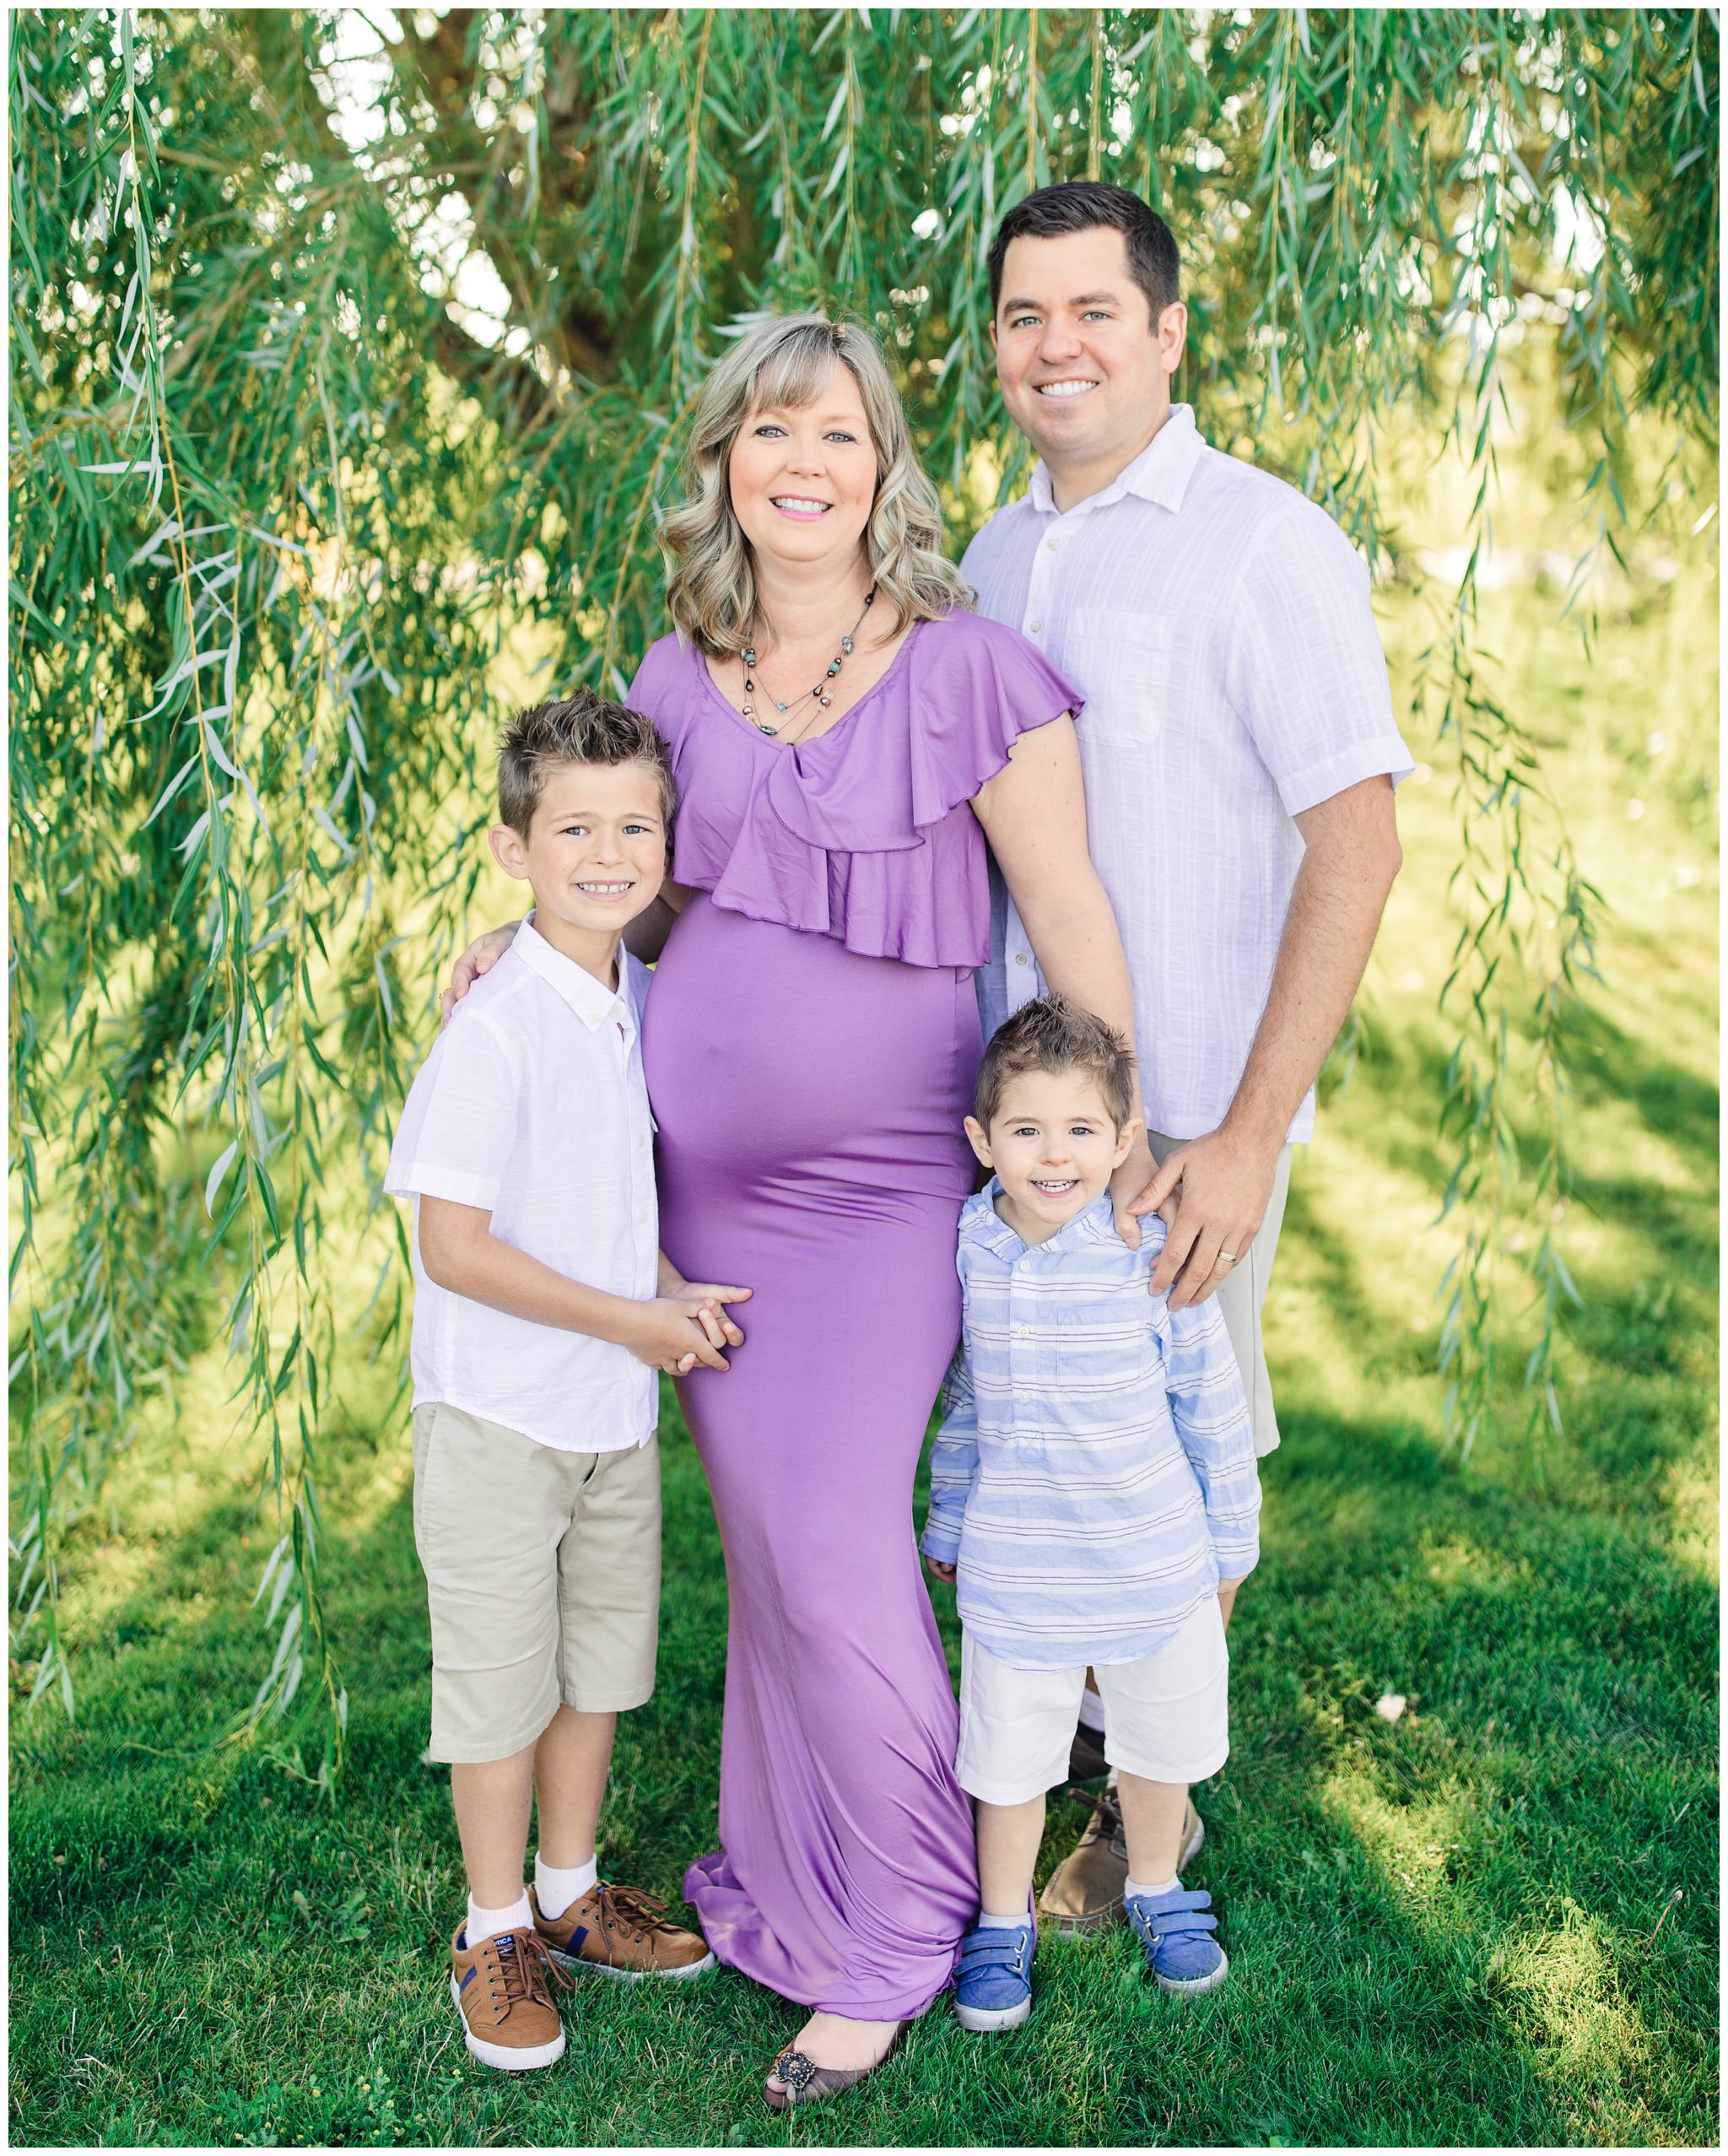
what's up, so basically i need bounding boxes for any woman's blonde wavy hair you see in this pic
[660,313,971,656]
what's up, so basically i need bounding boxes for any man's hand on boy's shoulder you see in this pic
[1131,1127,1280,1310]
[440,921,521,1029]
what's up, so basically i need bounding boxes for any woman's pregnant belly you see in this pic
[643,894,981,1214]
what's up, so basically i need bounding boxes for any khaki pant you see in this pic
[1148,1132,1292,1459]
[413,1402,662,1764]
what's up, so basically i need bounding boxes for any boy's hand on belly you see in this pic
[627,1281,752,1374]
[665,1278,752,1349]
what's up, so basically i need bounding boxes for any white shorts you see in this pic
[956,1597,1229,1807]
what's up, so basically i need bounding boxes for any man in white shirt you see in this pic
[964,181,1410,1930]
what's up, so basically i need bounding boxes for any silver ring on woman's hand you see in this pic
[1218,1250,1239,1265]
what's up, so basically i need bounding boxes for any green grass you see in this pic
[9,570,1718,2147]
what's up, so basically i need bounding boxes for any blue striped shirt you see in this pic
[920,1183,1261,1672]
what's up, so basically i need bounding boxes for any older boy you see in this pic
[922,997,1259,2027]
[386,693,750,2071]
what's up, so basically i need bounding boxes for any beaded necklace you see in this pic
[740,588,877,743]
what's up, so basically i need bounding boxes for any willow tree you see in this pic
[9,8,1718,1750]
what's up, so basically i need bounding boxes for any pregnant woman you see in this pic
[452,315,1150,2109]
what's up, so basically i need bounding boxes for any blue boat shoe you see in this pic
[953,1919,1035,2031]
[1124,1883,1229,1996]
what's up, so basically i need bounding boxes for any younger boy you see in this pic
[386,692,751,2072]
[921,996,1260,2028]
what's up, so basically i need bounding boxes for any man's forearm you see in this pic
[1224,803,1400,1148]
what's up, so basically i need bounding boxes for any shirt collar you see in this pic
[960,1181,1120,1259]
[515,916,634,1032]
[1027,403,1204,521]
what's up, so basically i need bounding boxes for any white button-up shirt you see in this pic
[386,920,658,1452]
[965,404,1412,1143]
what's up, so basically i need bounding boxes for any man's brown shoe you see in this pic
[1037,1791,1206,1935]
[449,1923,570,2072]
[532,1880,716,1980]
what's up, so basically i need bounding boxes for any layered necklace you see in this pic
[739,587,876,743]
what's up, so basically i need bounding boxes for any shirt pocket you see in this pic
[1059,613,1172,750]
[1052,1309,1158,1409]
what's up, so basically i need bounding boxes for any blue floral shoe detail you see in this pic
[1124,1884,1229,1996]
[953,1919,1035,2031]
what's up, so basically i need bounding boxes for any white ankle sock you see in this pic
[977,1910,1027,1928]
[1077,1688,1106,1734]
[466,1890,534,1948]
[534,1852,597,1920]
[1126,1874,1179,1900]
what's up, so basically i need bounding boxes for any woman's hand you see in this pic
[1108,1134,1162,1249]
[439,923,519,1029]
[658,1266,752,1352]
[625,1288,748,1375]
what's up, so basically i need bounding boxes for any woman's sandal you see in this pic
[762,2029,903,2110]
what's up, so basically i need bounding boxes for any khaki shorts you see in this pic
[958,1599,1230,1805]
[1150,1130,1292,1459]
[413,1402,661,1764]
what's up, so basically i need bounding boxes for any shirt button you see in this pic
[1014,952,1029,966]
[1029,618,1044,634]
[1046,535,1061,551]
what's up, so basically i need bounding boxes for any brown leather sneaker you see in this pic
[449,1923,570,2072]
[1038,1792,1206,1934]
[532,1880,716,1980]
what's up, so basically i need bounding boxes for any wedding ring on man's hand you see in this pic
[1218,1250,1239,1265]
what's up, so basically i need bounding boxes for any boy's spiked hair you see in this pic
[974,994,1137,1132]
[498,689,676,838]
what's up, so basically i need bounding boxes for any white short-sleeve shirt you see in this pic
[965,404,1414,1143]
[385,920,659,1452]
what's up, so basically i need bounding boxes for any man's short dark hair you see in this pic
[974,994,1137,1133]
[987,181,1180,327]
[498,689,676,838]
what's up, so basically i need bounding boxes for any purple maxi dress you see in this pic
[628,610,1082,2019]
